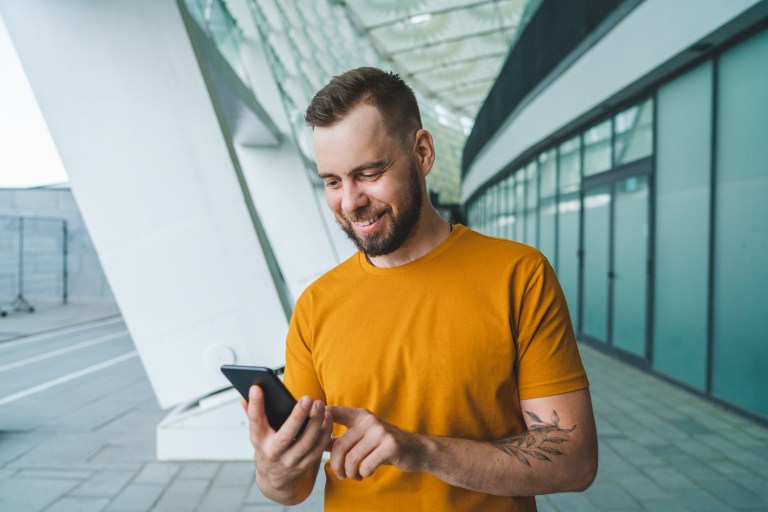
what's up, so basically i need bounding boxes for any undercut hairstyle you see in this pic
[305,67,423,149]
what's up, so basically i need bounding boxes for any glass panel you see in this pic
[582,185,610,342]
[712,28,768,418]
[494,183,504,237]
[558,191,581,328]
[538,149,557,263]
[539,198,556,263]
[524,162,538,246]
[559,136,581,193]
[583,120,612,176]
[502,175,515,240]
[515,172,525,242]
[653,61,712,391]
[614,98,654,165]
[612,175,648,358]
[539,149,557,199]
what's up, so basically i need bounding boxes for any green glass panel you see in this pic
[539,197,556,264]
[712,28,768,418]
[583,120,611,176]
[653,61,712,391]
[515,173,525,242]
[612,175,648,358]
[614,98,653,165]
[558,191,581,329]
[583,185,610,342]
[559,136,581,193]
[525,161,538,246]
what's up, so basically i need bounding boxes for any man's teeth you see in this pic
[356,215,381,227]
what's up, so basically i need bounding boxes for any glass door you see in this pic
[581,167,650,360]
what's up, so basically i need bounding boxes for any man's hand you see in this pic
[241,385,333,504]
[327,406,426,480]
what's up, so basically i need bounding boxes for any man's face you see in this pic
[313,104,424,257]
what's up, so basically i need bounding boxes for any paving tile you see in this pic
[46,496,111,512]
[214,462,255,486]
[71,469,137,497]
[152,478,209,510]
[177,462,220,480]
[132,462,181,485]
[583,481,642,510]
[106,482,164,512]
[696,478,766,510]
[195,484,249,511]
[0,476,79,512]
[16,467,93,480]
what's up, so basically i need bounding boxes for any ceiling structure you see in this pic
[193,0,540,203]
[341,0,539,120]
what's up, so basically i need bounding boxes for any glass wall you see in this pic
[557,136,582,328]
[712,28,768,417]
[465,25,768,420]
[654,61,712,391]
[538,149,557,263]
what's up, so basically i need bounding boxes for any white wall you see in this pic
[462,0,763,201]
[0,0,289,408]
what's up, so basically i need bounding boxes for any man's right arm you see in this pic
[242,385,332,505]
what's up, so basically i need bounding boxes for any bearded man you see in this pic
[242,67,597,511]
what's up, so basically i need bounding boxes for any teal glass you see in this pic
[503,175,515,240]
[582,185,611,342]
[614,98,653,165]
[583,120,612,176]
[611,175,648,358]
[653,61,712,391]
[557,138,581,327]
[712,28,768,418]
[538,150,557,262]
[515,173,526,242]
[524,161,538,247]
[559,136,581,193]
[557,191,581,328]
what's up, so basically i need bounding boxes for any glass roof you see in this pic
[197,0,540,204]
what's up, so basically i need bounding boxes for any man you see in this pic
[242,67,597,511]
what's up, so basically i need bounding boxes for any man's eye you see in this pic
[324,180,340,188]
[361,173,381,180]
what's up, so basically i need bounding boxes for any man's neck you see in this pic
[367,209,453,268]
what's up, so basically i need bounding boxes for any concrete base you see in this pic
[157,388,253,461]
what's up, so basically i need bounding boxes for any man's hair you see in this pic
[305,67,422,148]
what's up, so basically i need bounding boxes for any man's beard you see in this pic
[337,165,422,258]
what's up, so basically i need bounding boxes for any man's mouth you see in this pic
[353,213,382,226]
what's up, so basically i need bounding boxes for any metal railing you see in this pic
[0,215,68,316]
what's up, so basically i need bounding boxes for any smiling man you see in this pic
[242,67,597,511]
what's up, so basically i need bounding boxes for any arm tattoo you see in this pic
[492,410,576,467]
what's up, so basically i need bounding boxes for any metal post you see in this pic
[63,220,69,305]
[18,216,24,297]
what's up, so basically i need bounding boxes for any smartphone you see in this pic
[220,365,307,435]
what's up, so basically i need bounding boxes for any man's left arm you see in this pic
[327,387,597,496]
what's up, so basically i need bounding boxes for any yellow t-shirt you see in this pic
[284,225,588,511]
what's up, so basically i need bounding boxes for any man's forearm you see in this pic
[419,411,597,496]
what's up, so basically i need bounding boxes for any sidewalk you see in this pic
[0,304,766,511]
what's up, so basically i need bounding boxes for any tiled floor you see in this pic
[0,305,766,511]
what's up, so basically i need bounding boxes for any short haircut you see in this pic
[305,67,422,149]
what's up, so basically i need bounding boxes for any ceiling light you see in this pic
[405,13,432,25]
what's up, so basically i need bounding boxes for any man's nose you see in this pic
[341,183,368,215]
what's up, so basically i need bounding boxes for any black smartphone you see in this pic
[220,365,307,434]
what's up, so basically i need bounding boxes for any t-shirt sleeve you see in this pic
[514,257,589,400]
[283,292,326,402]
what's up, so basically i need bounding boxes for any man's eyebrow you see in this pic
[318,160,389,179]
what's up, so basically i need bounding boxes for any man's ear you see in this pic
[413,129,435,177]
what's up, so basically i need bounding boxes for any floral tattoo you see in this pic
[492,410,576,467]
